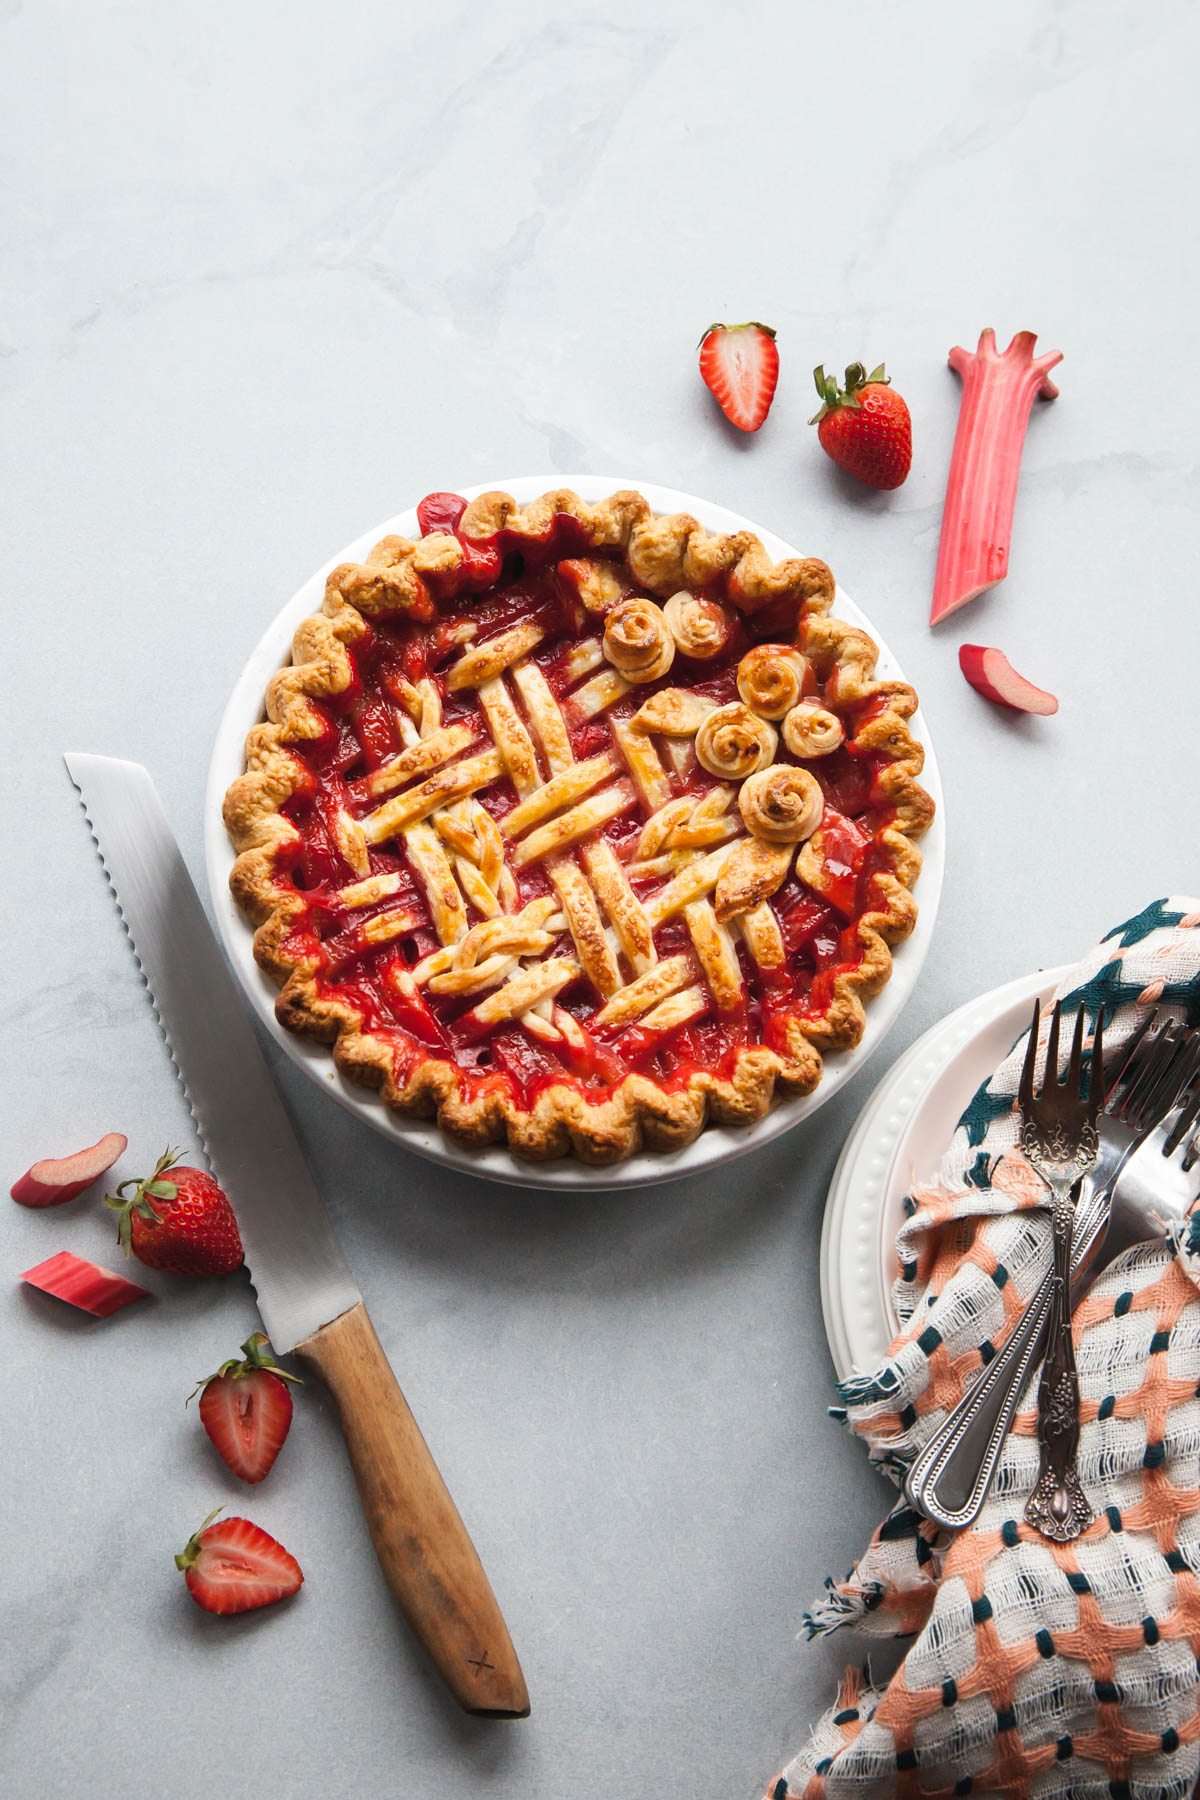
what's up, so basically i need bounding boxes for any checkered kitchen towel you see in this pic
[767,899,1200,1799]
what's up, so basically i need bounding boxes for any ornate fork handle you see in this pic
[904,1180,1106,1528]
[1024,1175,1093,1539]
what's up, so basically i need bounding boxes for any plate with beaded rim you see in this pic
[820,964,1070,1379]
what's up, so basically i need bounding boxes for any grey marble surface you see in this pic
[4,2,1200,1796]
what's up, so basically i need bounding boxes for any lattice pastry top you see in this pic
[223,488,934,1164]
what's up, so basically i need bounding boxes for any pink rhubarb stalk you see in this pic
[21,1250,150,1317]
[11,1131,128,1206]
[959,644,1058,715]
[930,329,1062,625]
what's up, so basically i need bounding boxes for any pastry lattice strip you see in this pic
[435,645,640,1029]
[346,629,780,1040]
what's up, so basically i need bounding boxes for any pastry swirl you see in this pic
[781,701,845,758]
[736,644,811,718]
[662,590,733,662]
[694,703,777,780]
[738,765,824,843]
[603,596,675,683]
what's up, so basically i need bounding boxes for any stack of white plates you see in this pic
[820,965,1070,1381]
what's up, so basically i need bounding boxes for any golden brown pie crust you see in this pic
[223,488,934,1163]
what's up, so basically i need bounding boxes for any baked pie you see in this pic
[223,488,934,1163]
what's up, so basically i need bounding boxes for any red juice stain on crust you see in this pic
[816,810,872,918]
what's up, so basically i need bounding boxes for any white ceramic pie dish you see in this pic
[205,475,946,1190]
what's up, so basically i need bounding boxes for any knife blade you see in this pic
[64,752,359,1352]
[64,753,529,1718]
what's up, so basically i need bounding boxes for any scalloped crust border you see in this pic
[223,488,935,1165]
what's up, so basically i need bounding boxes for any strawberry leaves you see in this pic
[809,362,890,424]
[105,1145,183,1251]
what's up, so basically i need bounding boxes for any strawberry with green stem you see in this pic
[191,1333,300,1484]
[175,1508,303,1615]
[810,361,912,490]
[106,1147,242,1276]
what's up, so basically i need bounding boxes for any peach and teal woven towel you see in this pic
[767,899,1200,1799]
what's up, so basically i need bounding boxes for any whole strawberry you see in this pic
[106,1147,243,1276]
[192,1333,299,1484]
[810,361,912,490]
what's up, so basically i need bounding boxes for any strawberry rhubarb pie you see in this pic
[223,488,934,1163]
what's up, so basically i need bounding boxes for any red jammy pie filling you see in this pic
[275,496,900,1110]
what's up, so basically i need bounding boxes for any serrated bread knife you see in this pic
[64,753,529,1719]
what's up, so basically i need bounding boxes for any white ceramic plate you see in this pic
[205,476,946,1191]
[820,964,1072,1381]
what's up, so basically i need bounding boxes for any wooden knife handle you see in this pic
[294,1300,529,1717]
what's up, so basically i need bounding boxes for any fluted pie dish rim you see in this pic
[206,476,945,1189]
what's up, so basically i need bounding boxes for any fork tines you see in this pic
[1099,1009,1200,1168]
[1162,1040,1200,1171]
[1109,1016,1192,1124]
[1020,998,1105,1114]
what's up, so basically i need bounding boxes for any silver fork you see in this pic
[1163,1063,1200,1171]
[1105,1054,1200,1261]
[906,1016,1198,1531]
[1019,1001,1104,1540]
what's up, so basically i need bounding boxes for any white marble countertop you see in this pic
[4,3,1200,1796]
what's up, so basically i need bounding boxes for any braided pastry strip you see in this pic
[223,490,933,1163]
[633,787,739,866]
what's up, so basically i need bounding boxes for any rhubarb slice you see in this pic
[21,1250,150,1317]
[11,1131,128,1207]
[959,644,1058,715]
[930,329,1062,625]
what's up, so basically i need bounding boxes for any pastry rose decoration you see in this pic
[781,701,845,758]
[695,703,777,780]
[739,765,824,844]
[736,645,811,719]
[662,590,733,662]
[603,597,675,683]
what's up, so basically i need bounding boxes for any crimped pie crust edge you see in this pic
[222,487,935,1165]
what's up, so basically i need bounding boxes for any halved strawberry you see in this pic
[175,1510,303,1615]
[11,1132,127,1207]
[193,1334,299,1484]
[698,322,779,432]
